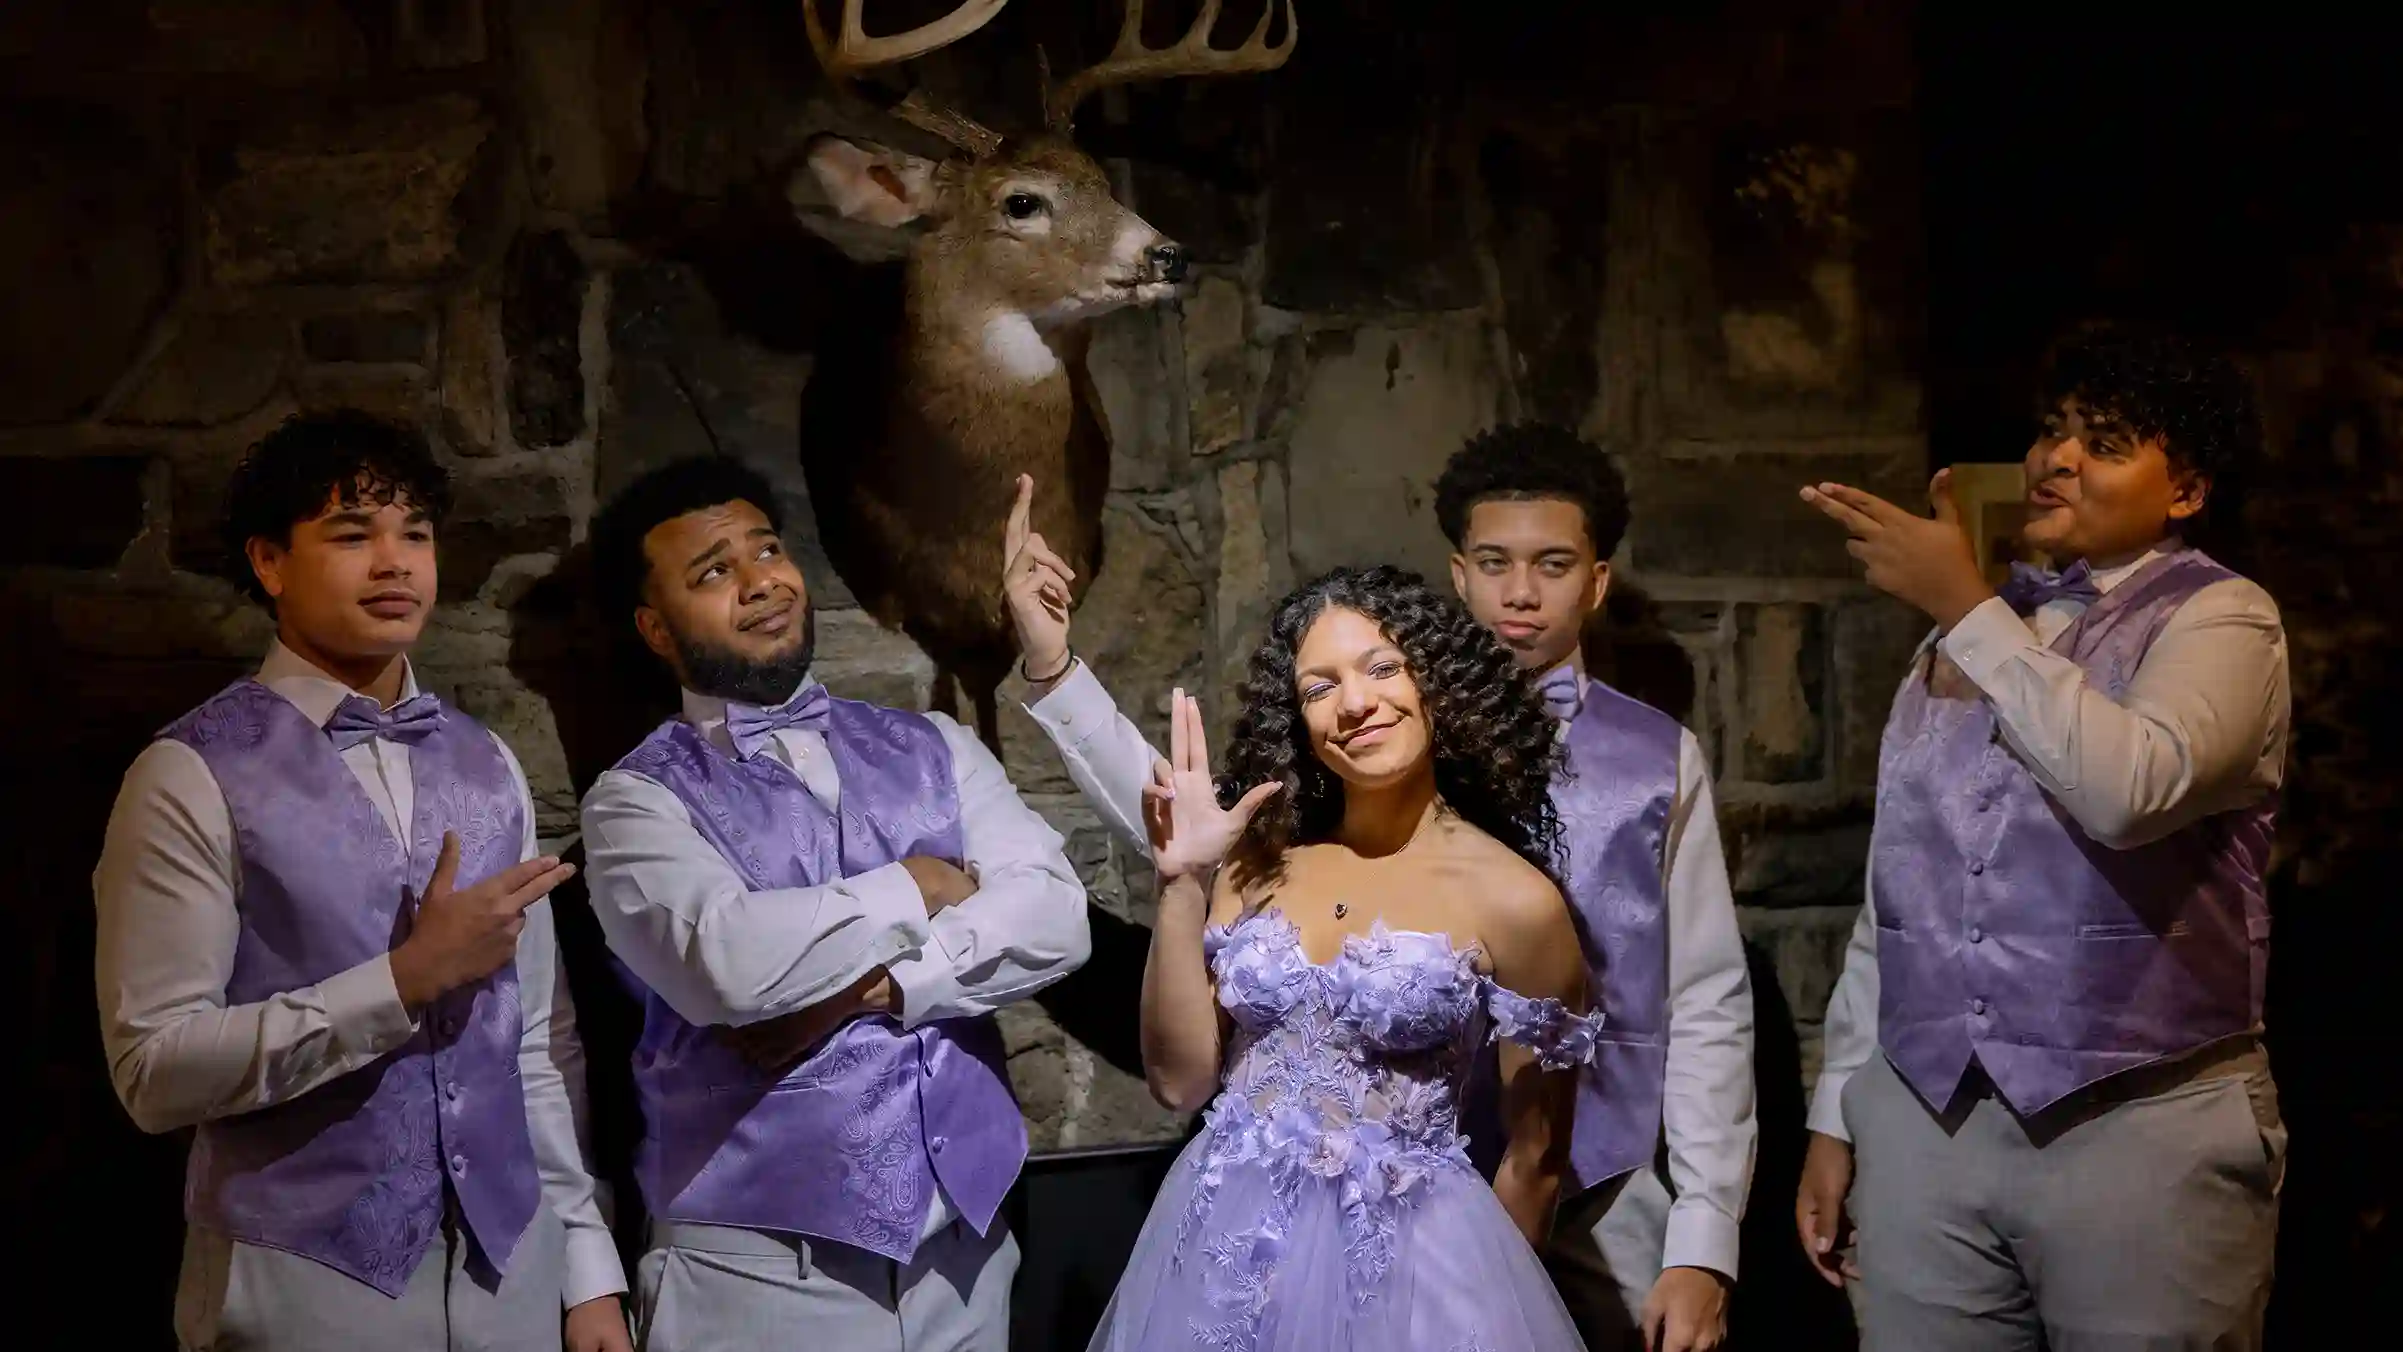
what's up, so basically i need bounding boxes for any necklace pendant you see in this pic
[1334,902,1349,919]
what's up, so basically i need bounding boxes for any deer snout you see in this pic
[1145,242,1189,285]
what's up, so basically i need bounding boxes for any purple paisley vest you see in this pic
[1872,549,2277,1116]
[1553,682,1682,1188]
[1461,679,1680,1191]
[161,681,542,1297]
[611,697,1026,1261]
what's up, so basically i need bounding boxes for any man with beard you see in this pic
[578,457,1089,1352]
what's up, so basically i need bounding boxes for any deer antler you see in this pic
[804,0,1012,158]
[1044,0,1298,133]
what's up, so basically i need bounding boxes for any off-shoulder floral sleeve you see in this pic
[1482,980,1604,1071]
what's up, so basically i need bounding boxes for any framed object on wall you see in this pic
[1947,461,2049,585]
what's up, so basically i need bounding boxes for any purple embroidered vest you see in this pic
[160,681,541,1297]
[1459,679,1680,1191]
[1553,682,1682,1188]
[611,697,1026,1261]
[1872,550,2277,1116]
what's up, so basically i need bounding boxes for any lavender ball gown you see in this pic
[1086,911,1603,1352]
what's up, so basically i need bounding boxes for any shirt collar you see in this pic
[2085,543,2171,597]
[680,674,824,757]
[256,639,422,730]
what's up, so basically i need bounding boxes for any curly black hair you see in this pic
[590,456,785,621]
[1432,422,1632,559]
[219,410,453,606]
[2035,322,2262,543]
[1216,565,1564,885]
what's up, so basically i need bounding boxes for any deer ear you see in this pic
[799,136,943,229]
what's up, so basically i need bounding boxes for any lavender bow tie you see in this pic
[326,693,445,752]
[1537,665,1585,722]
[1997,559,2101,616]
[725,685,831,760]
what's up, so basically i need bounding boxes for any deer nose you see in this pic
[1146,242,1188,284]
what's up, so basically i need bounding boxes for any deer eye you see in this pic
[1002,192,1046,221]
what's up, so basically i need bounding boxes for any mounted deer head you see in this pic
[791,0,1297,751]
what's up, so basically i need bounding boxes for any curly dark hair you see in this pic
[1432,422,1632,559]
[1216,565,1564,885]
[2035,322,2262,544]
[219,410,453,606]
[590,456,785,620]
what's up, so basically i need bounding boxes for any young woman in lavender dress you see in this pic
[1086,566,1601,1352]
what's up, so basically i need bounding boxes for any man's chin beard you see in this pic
[673,607,818,707]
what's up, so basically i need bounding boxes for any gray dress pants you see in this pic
[1845,1043,2284,1352]
[634,1217,1017,1352]
[174,1205,568,1351]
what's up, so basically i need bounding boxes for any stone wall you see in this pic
[0,9,1916,1336]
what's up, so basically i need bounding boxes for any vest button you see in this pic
[1967,926,1985,944]
[930,1136,947,1154]
[450,1154,467,1175]
[1969,860,1985,876]
[445,1082,460,1102]
[1970,998,1987,1015]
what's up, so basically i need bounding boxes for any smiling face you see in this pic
[1293,605,1433,791]
[1447,496,1608,672]
[2022,396,2210,564]
[634,498,814,702]
[246,485,436,664]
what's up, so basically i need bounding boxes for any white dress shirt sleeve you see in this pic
[1658,731,1758,1279]
[93,740,420,1135]
[884,716,1093,1027]
[579,768,935,1028]
[492,737,627,1308]
[1938,577,2290,848]
[1022,660,1162,860]
[1805,883,1881,1142]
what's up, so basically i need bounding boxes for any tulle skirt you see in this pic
[1086,1128,1589,1352]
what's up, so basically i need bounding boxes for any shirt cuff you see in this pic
[1938,594,2037,692]
[886,906,968,1030]
[561,1225,630,1309]
[323,954,420,1056]
[1023,660,1120,749]
[1806,1067,1854,1142]
[1660,1198,1742,1281]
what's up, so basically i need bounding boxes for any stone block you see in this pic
[1260,58,1481,313]
[114,315,290,428]
[1731,821,1869,909]
[812,607,937,713]
[203,94,494,286]
[1831,594,1924,786]
[1282,319,1501,584]
[505,0,650,218]
[1655,111,1925,441]
[0,104,176,425]
[301,311,431,365]
[1087,308,1179,492]
[503,230,589,450]
[1730,602,1825,784]
[0,455,151,568]
[1183,277,1250,456]
[1480,123,1612,427]
[440,470,571,603]
[1737,903,1862,1031]
[142,0,372,78]
[997,500,1205,797]
[437,291,505,457]
[1628,448,1923,578]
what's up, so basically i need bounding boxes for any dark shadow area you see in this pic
[1728,939,1858,1351]
[1583,578,1700,725]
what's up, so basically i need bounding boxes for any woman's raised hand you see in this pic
[1144,689,1281,882]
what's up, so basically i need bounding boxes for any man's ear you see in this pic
[1589,559,1612,612]
[633,605,677,665]
[1447,553,1469,602]
[245,535,287,602]
[796,134,944,229]
[2166,469,2212,523]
